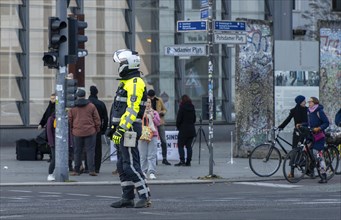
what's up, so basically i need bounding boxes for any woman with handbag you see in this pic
[138,98,161,180]
[307,97,330,183]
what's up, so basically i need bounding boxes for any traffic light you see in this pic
[48,17,67,50]
[65,78,78,108]
[42,51,59,69]
[68,16,88,64]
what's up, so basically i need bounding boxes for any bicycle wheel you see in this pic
[322,146,339,180]
[336,144,341,175]
[283,149,308,183]
[249,143,281,177]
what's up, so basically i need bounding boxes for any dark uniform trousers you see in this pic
[116,122,150,200]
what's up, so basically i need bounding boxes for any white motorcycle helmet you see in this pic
[113,49,140,76]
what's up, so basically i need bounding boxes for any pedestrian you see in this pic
[147,89,171,165]
[278,95,308,148]
[335,108,341,127]
[88,85,108,173]
[68,89,101,177]
[38,93,56,129]
[138,98,161,180]
[109,49,151,208]
[306,97,330,183]
[46,112,56,181]
[174,94,196,166]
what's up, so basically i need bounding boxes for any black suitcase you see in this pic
[16,139,37,161]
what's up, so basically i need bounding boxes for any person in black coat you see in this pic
[175,95,196,166]
[88,85,108,173]
[278,95,308,148]
[38,93,56,129]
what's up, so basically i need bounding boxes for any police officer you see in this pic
[109,49,151,208]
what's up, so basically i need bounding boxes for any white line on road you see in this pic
[8,190,32,193]
[38,192,62,195]
[0,215,24,219]
[95,195,121,199]
[234,182,303,188]
[65,193,90,197]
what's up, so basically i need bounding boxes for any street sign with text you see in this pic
[177,20,207,32]
[164,44,207,56]
[214,20,246,31]
[200,8,209,19]
[214,33,247,44]
[200,0,209,8]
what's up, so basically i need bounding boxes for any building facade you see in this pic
[0,0,339,127]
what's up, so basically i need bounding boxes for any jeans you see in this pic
[157,125,167,159]
[48,147,55,174]
[73,134,96,173]
[138,136,158,174]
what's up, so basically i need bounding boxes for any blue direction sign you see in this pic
[177,20,207,32]
[200,8,209,19]
[200,0,209,8]
[214,20,246,31]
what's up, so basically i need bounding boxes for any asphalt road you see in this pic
[1,178,340,220]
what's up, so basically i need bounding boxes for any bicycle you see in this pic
[283,126,339,183]
[249,127,292,177]
[325,129,341,175]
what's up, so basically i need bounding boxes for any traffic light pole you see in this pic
[207,0,216,176]
[55,0,69,182]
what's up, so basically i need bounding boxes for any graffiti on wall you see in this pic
[235,19,273,157]
[318,20,341,124]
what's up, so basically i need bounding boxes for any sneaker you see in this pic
[110,198,134,208]
[134,198,151,208]
[89,172,98,176]
[70,171,80,176]
[287,173,294,179]
[47,174,55,181]
[162,159,171,165]
[149,173,156,180]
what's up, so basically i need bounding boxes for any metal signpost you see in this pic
[169,0,246,176]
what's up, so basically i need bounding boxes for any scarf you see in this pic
[308,104,318,113]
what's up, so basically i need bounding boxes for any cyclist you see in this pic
[306,97,330,183]
[278,95,308,148]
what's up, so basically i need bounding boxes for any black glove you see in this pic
[106,126,115,138]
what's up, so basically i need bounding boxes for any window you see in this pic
[332,0,341,11]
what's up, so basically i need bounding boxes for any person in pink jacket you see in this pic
[138,98,161,180]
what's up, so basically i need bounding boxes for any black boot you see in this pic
[110,198,134,208]
[162,159,171,165]
[318,173,327,184]
[185,161,191,166]
[174,161,185,166]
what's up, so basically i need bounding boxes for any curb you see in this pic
[0,177,284,187]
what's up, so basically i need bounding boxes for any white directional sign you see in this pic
[164,44,207,56]
[214,33,247,44]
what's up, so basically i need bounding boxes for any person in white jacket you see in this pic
[138,98,161,180]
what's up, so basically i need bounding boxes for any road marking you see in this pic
[234,182,302,188]
[95,195,120,199]
[8,190,32,193]
[38,192,62,195]
[294,201,341,205]
[65,193,90,197]
[0,215,24,219]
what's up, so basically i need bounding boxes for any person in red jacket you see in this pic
[68,89,101,176]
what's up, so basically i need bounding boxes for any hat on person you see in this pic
[147,89,156,97]
[76,89,86,98]
[90,85,98,95]
[295,95,305,104]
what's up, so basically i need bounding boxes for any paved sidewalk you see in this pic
[0,141,284,186]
